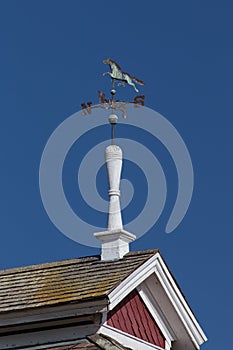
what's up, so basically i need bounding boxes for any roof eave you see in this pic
[0,297,109,328]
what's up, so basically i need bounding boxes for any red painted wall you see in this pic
[107,289,165,349]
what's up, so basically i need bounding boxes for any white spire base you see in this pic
[94,229,136,261]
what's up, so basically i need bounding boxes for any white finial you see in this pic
[105,144,123,230]
[94,115,136,261]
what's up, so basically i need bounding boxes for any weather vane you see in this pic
[81,58,146,143]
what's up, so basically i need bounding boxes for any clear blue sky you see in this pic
[0,1,232,349]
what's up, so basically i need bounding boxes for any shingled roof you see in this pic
[0,249,159,314]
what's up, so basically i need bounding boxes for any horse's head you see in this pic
[103,58,111,65]
[103,58,121,72]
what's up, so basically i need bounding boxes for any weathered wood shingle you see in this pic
[0,250,158,313]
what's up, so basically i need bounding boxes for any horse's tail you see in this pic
[132,76,145,86]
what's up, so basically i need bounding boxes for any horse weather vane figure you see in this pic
[103,58,145,93]
[81,58,145,119]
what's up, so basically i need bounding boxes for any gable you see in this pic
[103,252,207,350]
[107,289,165,349]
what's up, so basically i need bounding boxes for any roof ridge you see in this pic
[125,248,159,256]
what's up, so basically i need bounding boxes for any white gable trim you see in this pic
[109,253,161,310]
[154,258,206,349]
[137,284,175,347]
[108,252,207,349]
[99,324,169,350]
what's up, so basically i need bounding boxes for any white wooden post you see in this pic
[94,116,135,261]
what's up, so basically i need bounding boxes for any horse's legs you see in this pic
[128,81,139,93]
[103,72,116,89]
[125,75,139,93]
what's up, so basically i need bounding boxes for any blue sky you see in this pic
[0,1,232,349]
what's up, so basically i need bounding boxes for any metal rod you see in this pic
[111,124,114,145]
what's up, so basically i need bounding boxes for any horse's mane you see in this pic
[109,59,122,71]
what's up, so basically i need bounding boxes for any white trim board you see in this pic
[100,324,167,350]
[137,284,175,347]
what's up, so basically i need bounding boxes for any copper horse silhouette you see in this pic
[103,58,145,93]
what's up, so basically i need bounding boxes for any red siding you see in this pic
[107,289,165,348]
